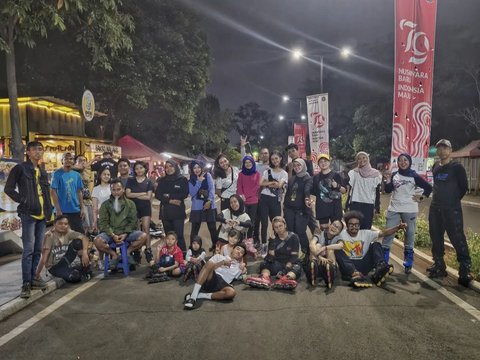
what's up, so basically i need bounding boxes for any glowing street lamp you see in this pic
[282,95,290,103]
[291,48,303,61]
[278,115,285,121]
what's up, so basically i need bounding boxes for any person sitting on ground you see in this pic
[308,220,344,289]
[36,215,92,283]
[184,236,207,282]
[93,179,147,271]
[221,229,240,257]
[216,194,252,253]
[245,216,302,290]
[149,231,185,281]
[336,210,407,288]
[183,243,247,310]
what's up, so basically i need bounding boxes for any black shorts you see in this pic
[201,272,231,293]
[136,203,152,218]
[259,259,302,279]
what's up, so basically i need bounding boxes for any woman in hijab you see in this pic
[216,194,251,250]
[188,161,218,250]
[155,160,189,251]
[382,153,432,273]
[283,158,313,256]
[236,155,262,239]
[347,152,382,230]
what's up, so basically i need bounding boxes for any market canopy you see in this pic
[451,140,480,158]
[117,135,168,162]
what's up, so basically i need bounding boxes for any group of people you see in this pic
[4,137,474,307]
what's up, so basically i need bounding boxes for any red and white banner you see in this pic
[293,123,308,160]
[307,94,329,173]
[391,0,437,175]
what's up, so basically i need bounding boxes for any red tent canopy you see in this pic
[451,140,480,158]
[117,135,168,162]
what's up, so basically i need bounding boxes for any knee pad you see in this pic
[67,269,82,283]
[71,238,83,251]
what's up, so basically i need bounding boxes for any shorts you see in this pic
[97,230,144,246]
[201,272,232,293]
[259,259,302,279]
[136,203,152,218]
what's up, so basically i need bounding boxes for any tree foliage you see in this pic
[232,102,274,145]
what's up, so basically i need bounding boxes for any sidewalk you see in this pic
[461,193,480,208]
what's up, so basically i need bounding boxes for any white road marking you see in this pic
[390,253,480,321]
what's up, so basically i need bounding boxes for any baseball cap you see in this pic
[317,153,331,161]
[435,139,452,148]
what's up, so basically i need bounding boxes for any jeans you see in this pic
[382,211,417,250]
[48,239,85,283]
[335,242,385,277]
[20,214,46,284]
[429,206,471,273]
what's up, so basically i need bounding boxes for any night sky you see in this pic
[181,0,480,115]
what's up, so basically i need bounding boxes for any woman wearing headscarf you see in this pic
[155,160,189,251]
[213,154,239,211]
[347,152,382,230]
[216,194,251,249]
[283,158,313,256]
[188,161,218,250]
[382,153,432,273]
[236,155,262,239]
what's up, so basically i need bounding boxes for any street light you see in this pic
[278,115,285,121]
[291,46,352,93]
[282,95,290,103]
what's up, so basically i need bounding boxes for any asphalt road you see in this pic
[0,220,479,360]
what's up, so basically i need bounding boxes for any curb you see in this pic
[0,278,65,322]
[392,238,480,293]
[461,200,480,209]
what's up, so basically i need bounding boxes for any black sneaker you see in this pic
[144,248,154,264]
[132,250,142,264]
[184,297,196,310]
[20,283,31,299]
[428,263,447,279]
[458,273,474,288]
[31,278,48,290]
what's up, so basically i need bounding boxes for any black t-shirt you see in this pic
[126,177,154,209]
[431,161,468,208]
[91,158,118,178]
[312,171,344,218]
[268,232,300,264]
[284,175,312,210]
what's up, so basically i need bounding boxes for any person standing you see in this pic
[51,152,85,233]
[347,152,382,229]
[382,153,432,274]
[117,158,132,188]
[236,156,262,239]
[5,141,53,298]
[91,151,117,180]
[427,139,473,287]
[126,161,155,264]
[155,160,189,252]
[73,154,95,234]
[213,154,239,211]
[312,154,346,231]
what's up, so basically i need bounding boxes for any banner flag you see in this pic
[293,123,308,160]
[391,0,437,174]
[307,94,329,173]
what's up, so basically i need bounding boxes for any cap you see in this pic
[317,153,331,161]
[435,139,452,148]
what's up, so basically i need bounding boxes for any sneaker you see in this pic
[184,297,196,310]
[132,250,142,264]
[245,275,272,289]
[272,275,298,290]
[20,283,31,299]
[183,292,192,304]
[371,262,391,286]
[350,272,372,289]
[81,271,93,282]
[458,272,474,288]
[428,263,447,279]
[144,248,154,264]
[31,278,48,290]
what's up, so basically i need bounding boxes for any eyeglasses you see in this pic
[347,222,360,227]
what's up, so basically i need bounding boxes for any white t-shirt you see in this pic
[338,229,380,260]
[348,170,382,204]
[209,254,242,283]
[215,167,239,199]
[312,232,341,246]
[218,209,251,241]
[260,168,288,197]
[387,173,423,213]
[91,184,111,210]
[185,249,206,263]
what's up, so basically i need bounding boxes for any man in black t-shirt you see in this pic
[428,139,472,287]
[91,151,117,180]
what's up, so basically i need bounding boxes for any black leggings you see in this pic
[48,239,86,283]
[190,221,218,247]
[244,203,258,239]
[163,218,186,251]
[259,194,281,244]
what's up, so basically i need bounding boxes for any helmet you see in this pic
[159,254,175,268]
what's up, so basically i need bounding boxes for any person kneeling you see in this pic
[36,215,92,283]
[245,216,301,290]
[336,211,406,288]
[184,243,247,310]
[308,220,344,289]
